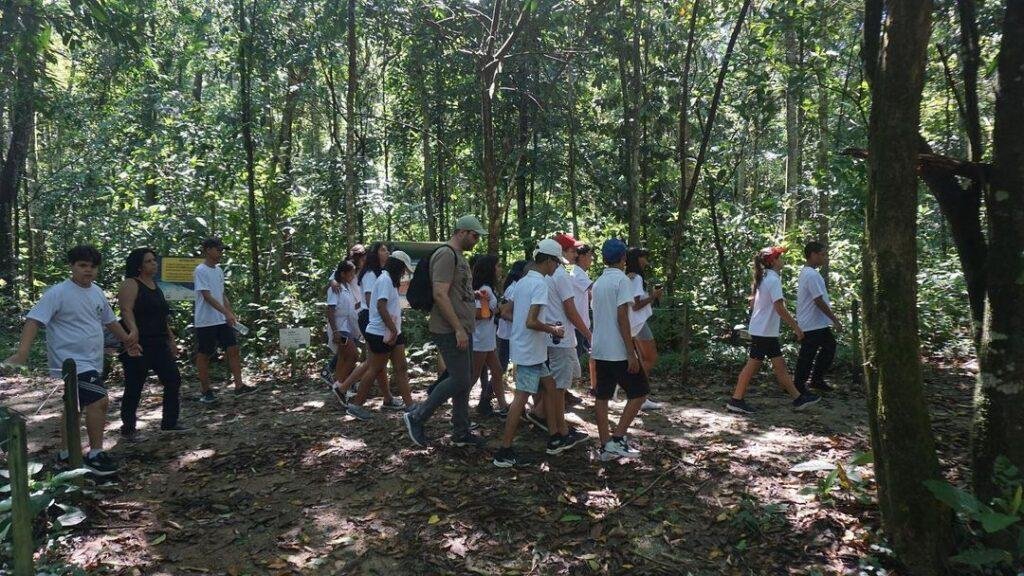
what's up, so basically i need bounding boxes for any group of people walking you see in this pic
[3,214,840,475]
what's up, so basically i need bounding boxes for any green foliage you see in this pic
[0,464,92,558]
[796,451,874,505]
[923,456,1024,570]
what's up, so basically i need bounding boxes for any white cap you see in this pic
[535,239,569,264]
[391,251,413,271]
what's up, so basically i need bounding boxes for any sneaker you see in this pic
[403,411,429,447]
[476,403,496,418]
[809,380,834,392]
[492,447,517,468]
[83,452,119,476]
[451,432,487,448]
[600,437,640,460]
[382,398,406,410]
[495,406,510,418]
[469,421,481,431]
[546,435,569,455]
[345,389,357,402]
[330,385,349,408]
[792,393,821,411]
[641,398,663,411]
[524,412,548,433]
[120,427,143,442]
[160,423,191,433]
[199,391,218,404]
[346,403,373,420]
[319,366,333,387]
[725,398,756,414]
[234,385,257,396]
[562,429,590,450]
[565,391,582,407]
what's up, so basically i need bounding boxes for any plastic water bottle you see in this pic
[234,322,250,336]
[552,321,563,345]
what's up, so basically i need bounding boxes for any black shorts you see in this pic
[749,336,783,360]
[593,360,649,401]
[196,324,238,355]
[63,370,107,409]
[365,331,407,354]
[358,309,370,337]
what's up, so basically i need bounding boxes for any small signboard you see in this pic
[156,257,204,301]
[279,327,311,351]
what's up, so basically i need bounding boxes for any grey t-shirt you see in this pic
[428,246,474,334]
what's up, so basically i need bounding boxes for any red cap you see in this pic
[759,246,787,264]
[553,233,584,250]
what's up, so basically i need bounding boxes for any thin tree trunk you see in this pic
[615,0,641,246]
[861,0,950,572]
[707,185,733,308]
[568,68,579,238]
[784,1,800,232]
[344,0,358,246]
[972,0,1024,509]
[237,0,261,302]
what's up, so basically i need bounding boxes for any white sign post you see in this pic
[279,327,311,380]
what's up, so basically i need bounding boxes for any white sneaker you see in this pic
[600,437,640,461]
[346,389,357,402]
[641,398,663,411]
[382,398,406,410]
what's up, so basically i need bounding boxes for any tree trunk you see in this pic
[861,0,951,572]
[568,68,579,239]
[0,0,38,295]
[972,0,1024,507]
[816,53,831,283]
[616,0,641,246]
[480,69,499,253]
[783,1,800,232]
[344,0,358,247]
[707,185,733,308]
[237,0,261,302]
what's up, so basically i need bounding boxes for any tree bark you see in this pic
[972,0,1024,507]
[861,0,951,572]
[784,0,800,232]
[237,0,261,302]
[344,0,358,247]
[615,0,641,246]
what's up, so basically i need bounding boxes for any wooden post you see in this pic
[850,299,862,384]
[61,359,83,470]
[3,408,36,576]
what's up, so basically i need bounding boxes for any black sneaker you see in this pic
[346,403,372,421]
[524,412,549,432]
[809,380,834,392]
[83,452,119,476]
[565,391,582,407]
[476,403,496,418]
[403,411,429,447]
[726,398,756,414]
[468,421,481,431]
[451,432,487,448]
[546,435,569,455]
[563,429,589,450]
[160,423,191,433]
[793,393,821,411]
[492,447,517,468]
[120,427,142,442]
[199,391,218,404]
[330,385,348,408]
[234,385,257,396]
[495,406,510,418]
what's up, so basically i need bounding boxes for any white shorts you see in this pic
[547,346,581,390]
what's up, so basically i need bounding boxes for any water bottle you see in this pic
[552,321,563,345]
[234,322,250,336]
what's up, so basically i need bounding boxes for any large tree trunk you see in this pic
[344,0,358,247]
[237,0,261,302]
[0,0,39,295]
[972,0,1024,508]
[861,0,950,572]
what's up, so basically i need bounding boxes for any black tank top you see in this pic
[130,278,171,338]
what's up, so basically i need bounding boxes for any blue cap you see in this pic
[601,238,628,263]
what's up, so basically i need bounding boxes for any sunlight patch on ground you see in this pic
[312,435,368,458]
[172,448,217,471]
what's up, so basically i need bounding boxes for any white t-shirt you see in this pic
[472,285,498,352]
[366,273,402,338]
[509,270,550,366]
[359,270,378,307]
[194,263,227,328]
[797,265,832,331]
[627,274,653,337]
[325,285,361,347]
[496,280,516,340]
[545,266,577,349]
[569,265,592,331]
[27,279,118,378]
[590,268,635,362]
[749,269,785,337]
[348,278,363,311]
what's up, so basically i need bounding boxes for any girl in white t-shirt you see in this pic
[726,247,819,415]
[470,255,509,415]
[325,260,361,389]
[339,252,414,420]
[626,248,664,411]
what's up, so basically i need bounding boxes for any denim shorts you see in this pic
[514,362,552,394]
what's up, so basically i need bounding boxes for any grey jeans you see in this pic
[412,331,472,436]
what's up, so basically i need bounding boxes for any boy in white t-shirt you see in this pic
[726,247,820,415]
[5,245,139,476]
[591,239,649,460]
[795,241,842,393]
[492,240,567,468]
[193,237,255,404]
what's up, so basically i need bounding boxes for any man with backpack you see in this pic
[404,215,487,448]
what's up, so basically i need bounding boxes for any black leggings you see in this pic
[119,336,181,430]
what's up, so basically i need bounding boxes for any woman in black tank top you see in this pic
[116,248,186,439]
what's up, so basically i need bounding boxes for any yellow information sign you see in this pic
[160,257,205,283]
